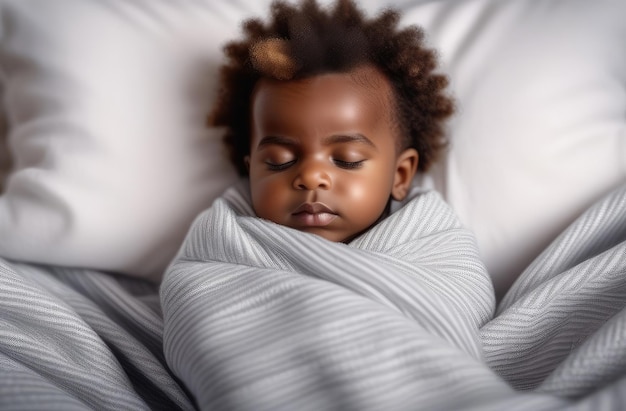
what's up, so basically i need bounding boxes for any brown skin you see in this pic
[246,65,418,243]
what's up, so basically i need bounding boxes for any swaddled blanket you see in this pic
[162,180,498,410]
[162,181,626,411]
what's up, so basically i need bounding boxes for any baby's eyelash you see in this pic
[334,159,365,169]
[265,160,296,171]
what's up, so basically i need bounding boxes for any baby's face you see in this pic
[247,66,415,242]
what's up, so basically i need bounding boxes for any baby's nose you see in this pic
[293,160,332,190]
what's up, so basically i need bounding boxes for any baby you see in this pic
[209,0,455,241]
[162,4,494,407]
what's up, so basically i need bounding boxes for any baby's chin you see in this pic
[290,224,370,244]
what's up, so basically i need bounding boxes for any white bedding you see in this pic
[2,181,624,410]
[0,0,625,409]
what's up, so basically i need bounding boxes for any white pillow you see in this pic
[0,0,259,280]
[0,108,9,193]
[395,0,626,298]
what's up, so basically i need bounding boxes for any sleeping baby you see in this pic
[162,1,495,406]
[211,0,454,243]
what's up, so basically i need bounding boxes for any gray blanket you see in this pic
[1,182,625,410]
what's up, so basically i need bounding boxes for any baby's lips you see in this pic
[292,202,336,215]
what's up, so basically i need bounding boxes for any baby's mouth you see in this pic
[292,202,338,227]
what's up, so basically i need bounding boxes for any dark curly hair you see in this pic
[209,0,454,176]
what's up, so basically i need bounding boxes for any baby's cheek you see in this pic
[344,182,368,203]
[251,179,282,219]
[344,175,389,210]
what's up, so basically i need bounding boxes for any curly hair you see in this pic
[209,0,455,176]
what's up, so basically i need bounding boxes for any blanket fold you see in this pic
[0,260,194,411]
[482,183,626,392]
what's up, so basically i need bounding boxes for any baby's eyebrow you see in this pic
[256,133,376,148]
[323,133,376,148]
[257,135,298,148]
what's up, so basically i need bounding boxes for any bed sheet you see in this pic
[1,182,625,410]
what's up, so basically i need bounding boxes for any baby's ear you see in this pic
[244,156,251,172]
[391,148,418,201]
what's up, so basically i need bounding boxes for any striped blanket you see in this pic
[161,181,496,410]
[1,182,625,410]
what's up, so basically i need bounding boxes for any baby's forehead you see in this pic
[254,65,395,112]
[250,66,401,150]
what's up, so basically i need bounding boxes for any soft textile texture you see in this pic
[0,0,624,295]
[159,181,626,410]
[0,260,194,410]
[0,0,241,279]
[162,182,496,409]
[0,182,625,409]
[399,0,626,297]
[0,109,9,192]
